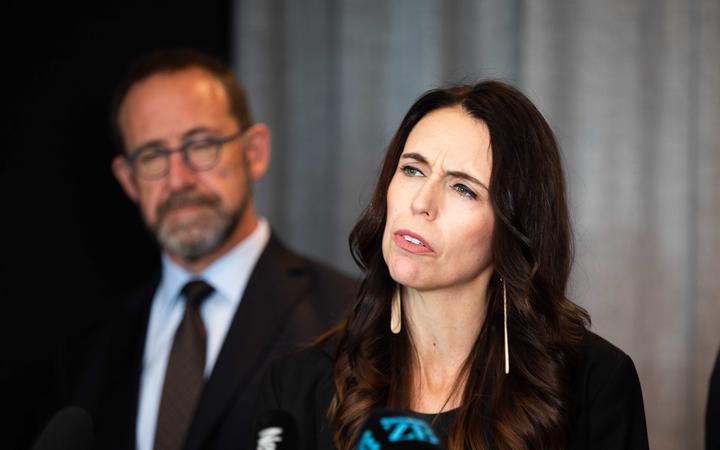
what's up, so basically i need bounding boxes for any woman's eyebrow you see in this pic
[402,152,488,190]
[446,170,487,190]
[400,152,428,164]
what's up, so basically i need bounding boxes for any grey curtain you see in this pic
[232,1,720,448]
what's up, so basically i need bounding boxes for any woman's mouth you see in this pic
[394,230,433,254]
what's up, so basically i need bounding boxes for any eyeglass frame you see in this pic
[123,130,246,180]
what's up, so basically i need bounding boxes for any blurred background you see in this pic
[3,1,718,449]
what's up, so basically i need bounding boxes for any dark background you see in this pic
[2,2,231,447]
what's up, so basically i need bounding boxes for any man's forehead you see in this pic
[118,68,234,150]
[124,67,226,106]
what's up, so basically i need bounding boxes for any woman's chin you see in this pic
[388,260,425,289]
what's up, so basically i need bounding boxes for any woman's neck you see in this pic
[403,284,488,413]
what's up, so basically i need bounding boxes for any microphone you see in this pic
[356,409,444,449]
[254,410,298,450]
[31,406,93,450]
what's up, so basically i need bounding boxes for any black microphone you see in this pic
[356,409,444,449]
[31,406,93,450]
[254,409,298,450]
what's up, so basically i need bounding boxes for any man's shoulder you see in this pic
[575,330,643,408]
[254,338,339,450]
[264,338,337,403]
[578,331,634,378]
[273,339,336,376]
[64,275,159,361]
[112,273,162,309]
[571,333,649,448]
[89,274,160,332]
[261,234,358,295]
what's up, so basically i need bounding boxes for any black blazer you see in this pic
[256,331,649,450]
[57,236,356,450]
[707,347,720,450]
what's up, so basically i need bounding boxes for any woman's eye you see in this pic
[453,183,477,199]
[401,165,424,177]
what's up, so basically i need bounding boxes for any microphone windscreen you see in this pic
[254,409,298,450]
[31,406,93,450]
[356,409,443,449]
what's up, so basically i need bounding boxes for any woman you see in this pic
[255,81,649,449]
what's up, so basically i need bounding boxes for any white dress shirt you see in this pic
[135,218,270,450]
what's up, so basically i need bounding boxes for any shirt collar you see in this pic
[158,217,271,307]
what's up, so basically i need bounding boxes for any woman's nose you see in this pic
[410,179,439,220]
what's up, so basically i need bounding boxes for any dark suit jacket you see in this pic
[256,331,649,450]
[57,236,356,450]
[708,347,720,450]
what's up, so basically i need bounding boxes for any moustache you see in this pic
[157,190,221,219]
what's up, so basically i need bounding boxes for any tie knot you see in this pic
[181,280,214,308]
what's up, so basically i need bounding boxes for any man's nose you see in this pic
[165,152,197,188]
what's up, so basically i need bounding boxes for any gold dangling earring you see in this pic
[391,286,402,334]
[502,277,510,374]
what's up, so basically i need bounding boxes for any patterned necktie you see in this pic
[154,280,214,450]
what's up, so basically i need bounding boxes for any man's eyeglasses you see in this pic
[125,131,244,180]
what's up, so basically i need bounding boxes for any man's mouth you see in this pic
[158,189,220,219]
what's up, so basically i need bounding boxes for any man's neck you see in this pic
[168,214,260,274]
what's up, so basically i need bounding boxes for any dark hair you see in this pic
[111,48,254,152]
[329,81,590,450]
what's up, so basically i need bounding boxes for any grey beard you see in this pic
[152,187,249,262]
[157,208,239,261]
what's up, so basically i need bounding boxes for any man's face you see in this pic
[112,67,269,264]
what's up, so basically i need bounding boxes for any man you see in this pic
[709,347,720,450]
[61,49,355,450]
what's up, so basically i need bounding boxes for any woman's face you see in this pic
[382,106,495,294]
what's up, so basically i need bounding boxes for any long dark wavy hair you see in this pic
[327,81,591,450]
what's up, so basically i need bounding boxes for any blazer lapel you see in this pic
[184,237,309,450]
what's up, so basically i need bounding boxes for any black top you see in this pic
[407,409,458,444]
[254,331,649,450]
